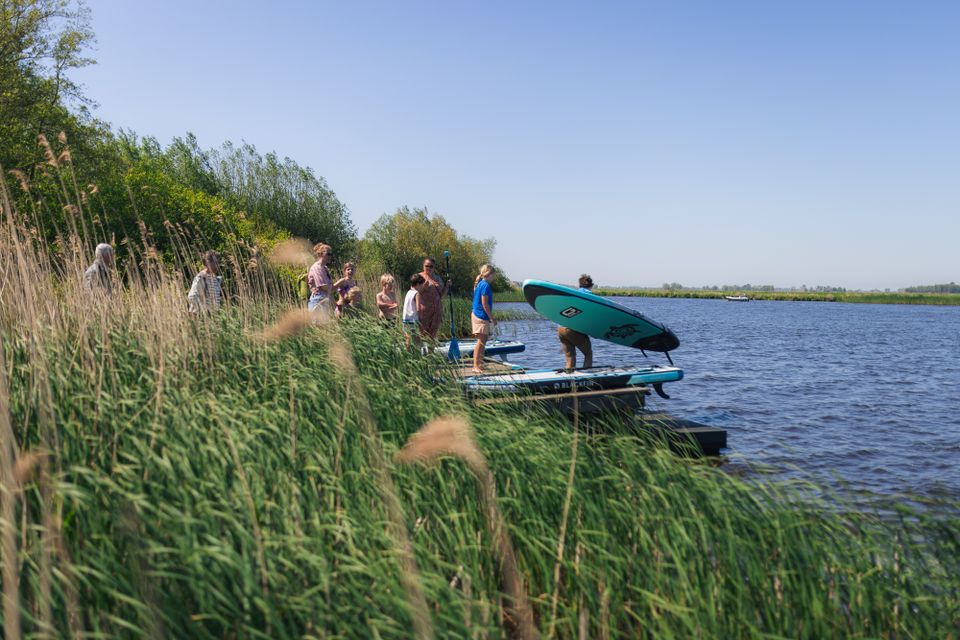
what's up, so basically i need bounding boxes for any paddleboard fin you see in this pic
[653,383,671,399]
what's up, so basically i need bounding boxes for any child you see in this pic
[403,273,427,348]
[338,288,363,319]
[334,261,358,316]
[470,264,497,373]
[376,274,398,321]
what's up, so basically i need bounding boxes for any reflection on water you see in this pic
[493,297,960,499]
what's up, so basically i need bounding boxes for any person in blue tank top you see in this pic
[470,264,497,373]
[558,274,594,370]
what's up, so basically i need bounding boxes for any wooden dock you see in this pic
[448,359,728,456]
[636,412,728,456]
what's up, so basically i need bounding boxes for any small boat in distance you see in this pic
[724,295,751,301]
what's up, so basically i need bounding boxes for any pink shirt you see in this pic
[307,260,331,296]
[416,272,444,314]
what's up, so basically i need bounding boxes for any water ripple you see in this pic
[497,297,960,498]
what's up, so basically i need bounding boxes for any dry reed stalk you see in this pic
[4,180,65,639]
[0,339,22,640]
[398,417,537,640]
[599,580,610,640]
[44,479,83,640]
[219,420,271,635]
[323,331,434,640]
[287,376,305,538]
[547,382,581,639]
[462,567,473,633]
[573,511,587,640]
[332,383,351,527]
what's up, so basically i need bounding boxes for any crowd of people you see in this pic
[82,241,593,375]
[303,243,506,371]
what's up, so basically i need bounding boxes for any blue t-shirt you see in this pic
[472,280,492,320]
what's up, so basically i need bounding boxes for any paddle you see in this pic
[444,250,460,361]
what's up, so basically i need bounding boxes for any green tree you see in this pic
[209,141,355,251]
[1,0,97,170]
[361,206,509,293]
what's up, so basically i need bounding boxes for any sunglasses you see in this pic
[424,264,435,268]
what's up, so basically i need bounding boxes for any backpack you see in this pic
[296,272,310,301]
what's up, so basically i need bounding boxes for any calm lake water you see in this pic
[495,298,960,499]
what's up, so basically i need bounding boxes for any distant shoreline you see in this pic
[596,289,960,305]
[493,288,960,306]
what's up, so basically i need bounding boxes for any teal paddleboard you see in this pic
[522,279,680,352]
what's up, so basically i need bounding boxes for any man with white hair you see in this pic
[84,243,114,296]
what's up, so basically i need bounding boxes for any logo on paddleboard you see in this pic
[560,306,583,318]
[605,324,642,340]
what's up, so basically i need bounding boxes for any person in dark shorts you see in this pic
[558,274,595,370]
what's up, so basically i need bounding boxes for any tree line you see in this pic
[903,282,960,294]
[1,0,505,294]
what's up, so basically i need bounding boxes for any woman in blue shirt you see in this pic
[470,264,497,373]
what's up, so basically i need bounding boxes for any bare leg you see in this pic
[473,332,488,373]
[580,336,593,369]
[558,327,578,370]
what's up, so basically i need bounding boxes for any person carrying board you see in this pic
[558,274,595,370]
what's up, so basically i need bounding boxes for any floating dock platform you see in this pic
[636,411,727,456]
[452,361,728,456]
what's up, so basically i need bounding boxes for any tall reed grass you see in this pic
[0,154,958,638]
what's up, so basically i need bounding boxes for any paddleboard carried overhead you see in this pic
[522,280,680,352]
[435,339,525,359]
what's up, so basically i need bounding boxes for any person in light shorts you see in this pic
[470,264,497,373]
[307,243,334,313]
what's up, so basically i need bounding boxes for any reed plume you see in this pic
[14,450,48,484]
[9,170,29,193]
[37,134,57,167]
[253,308,323,343]
[267,237,314,268]
[323,329,434,639]
[396,416,485,472]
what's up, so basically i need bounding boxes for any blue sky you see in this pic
[73,1,958,290]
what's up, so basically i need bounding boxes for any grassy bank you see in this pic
[2,206,959,637]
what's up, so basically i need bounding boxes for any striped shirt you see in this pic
[187,270,222,312]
